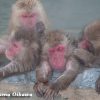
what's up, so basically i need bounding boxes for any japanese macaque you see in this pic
[33,30,95,100]
[8,0,48,35]
[0,0,48,43]
[82,20,100,94]
[0,28,41,80]
[0,0,48,63]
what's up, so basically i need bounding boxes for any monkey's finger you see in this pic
[44,89,51,99]
[49,91,55,100]
[36,88,43,97]
[45,93,52,100]
[46,92,53,100]
[37,83,44,96]
[45,89,53,100]
[35,84,44,97]
[34,85,40,96]
[44,89,50,98]
[46,95,53,100]
[51,90,59,100]
[33,84,43,97]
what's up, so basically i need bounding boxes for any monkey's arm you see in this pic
[74,48,95,67]
[35,44,52,83]
[49,56,80,91]
[36,61,52,83]
[0,61,33,79]
[33,60,52,97]
[43,56,80,100]
[34,47,53,97]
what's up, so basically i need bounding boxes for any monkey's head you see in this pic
[46,30,70,47]
[11,0,46,29]
[83,20,100,41]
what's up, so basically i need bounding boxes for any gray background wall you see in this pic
[0,0,100,34]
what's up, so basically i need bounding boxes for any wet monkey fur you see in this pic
[0,0,47,79]
[0,0,48,46]
[0,28,41,80]
[34,30,95,100]
[82,20,100,94]
[0,17,46,79]
[9,0,48,35]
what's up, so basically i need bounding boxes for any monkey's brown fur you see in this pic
[8,0,48,35]
[83,20,100,94]
[0,28,40,80]
[0,0,46,79]
[34,30,95,100]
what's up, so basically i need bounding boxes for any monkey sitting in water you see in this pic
[34,30,95,100]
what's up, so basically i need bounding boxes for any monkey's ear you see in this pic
[35,21,45,34]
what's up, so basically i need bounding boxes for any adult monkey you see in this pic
[0,12,46,79]
[0,0,48,57]
[0,0,48,44]
[33,30,95,100]
[9,0,48,36]
[0,27,43,80]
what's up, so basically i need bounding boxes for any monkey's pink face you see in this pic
[78,40,91,49]
[20,12,38,29]
[5,42,22,60]
[48,45,66,71]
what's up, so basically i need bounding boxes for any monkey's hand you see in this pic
[43,83,59,100]
[33,81,48,97]
[43,56,80,100]
[74,48,95,67]
[96,76,100,94]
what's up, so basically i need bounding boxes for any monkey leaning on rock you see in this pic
[81,20,100,94]
[33,29,95,100]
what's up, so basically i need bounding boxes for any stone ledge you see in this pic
[0,83,100,100]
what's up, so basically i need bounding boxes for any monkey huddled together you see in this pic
[0,0,100,100]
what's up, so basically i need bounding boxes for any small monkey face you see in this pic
[48,44,66,71]
[5,41,22,60]
[78,40,90,49]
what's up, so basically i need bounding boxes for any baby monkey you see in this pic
[82,20,100,94]
[34,30,95,100]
